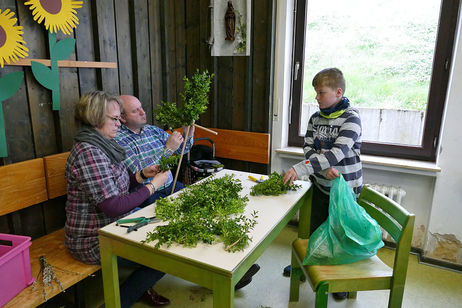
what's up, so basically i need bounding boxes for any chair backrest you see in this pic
[193,128,270,164]
[0,158,48,216]
[358,185,415,283]
[43,152,70,199]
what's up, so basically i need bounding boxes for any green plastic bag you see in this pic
[303,176,384,265]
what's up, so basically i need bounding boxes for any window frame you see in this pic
[288,0,460,162]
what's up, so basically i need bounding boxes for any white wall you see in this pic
[271,0,462,264]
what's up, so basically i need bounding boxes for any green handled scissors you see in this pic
[116,216,160,233]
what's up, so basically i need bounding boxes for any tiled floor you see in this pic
[82,225,462,308]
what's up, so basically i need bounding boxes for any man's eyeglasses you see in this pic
[106,115,121,123]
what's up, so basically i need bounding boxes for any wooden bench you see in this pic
[193,128,270,164]
[1,152,100,307]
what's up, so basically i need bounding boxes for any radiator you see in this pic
[366,183,406,205]
[366,183,407,243]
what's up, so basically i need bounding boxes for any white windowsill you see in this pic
[275,147,441,177]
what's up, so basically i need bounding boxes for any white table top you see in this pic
[99,169,310,272]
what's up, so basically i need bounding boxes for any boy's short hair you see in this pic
[312,68,346,94]
[75,91,122,128]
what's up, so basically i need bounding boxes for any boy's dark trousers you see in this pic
[309,182,330,235]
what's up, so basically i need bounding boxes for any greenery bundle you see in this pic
[155,70,213,129]
[144,174,258,252]
[250,172,302,196]
[158,152,180,172]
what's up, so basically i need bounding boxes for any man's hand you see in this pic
[166,131,184,152]
[142,165,159,178]
[325,167,339,180]
[182,125,195,138]
[283,168,299,185]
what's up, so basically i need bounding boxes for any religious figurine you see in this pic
[225,1,236,41]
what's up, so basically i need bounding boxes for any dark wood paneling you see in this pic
[56,32,80,151]
[251,0,270,133]
[216,57,234,129]
[95,0,120,94]
[149,0,163,125]
[232,57,247,130]
[174,0,186,100]
[132,0,153,122]
[163,1,178,103]
[198,0,213,127]
[75,0,99,94]
[16,0,57,158]
[185,0,200,76]
[115,0,134,95]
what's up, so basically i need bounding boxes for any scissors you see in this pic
[116,216,160,233]
[248,175,265,183]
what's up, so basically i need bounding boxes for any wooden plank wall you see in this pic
[0,0,274,235]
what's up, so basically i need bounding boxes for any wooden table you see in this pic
[98,169,312,308]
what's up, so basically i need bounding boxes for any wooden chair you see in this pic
[289,185,415,308]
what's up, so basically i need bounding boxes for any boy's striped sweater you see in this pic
[293,105,363,196]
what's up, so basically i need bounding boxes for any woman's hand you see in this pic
[283,168,299,185]
[142,165,159,178]
[151,171,169,190]
[325,167,339,180]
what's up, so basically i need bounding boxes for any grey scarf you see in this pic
[74,126,126,164]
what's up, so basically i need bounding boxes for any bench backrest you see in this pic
[43,152,69,199]
[0,159,48,216]
[193,128,270,164]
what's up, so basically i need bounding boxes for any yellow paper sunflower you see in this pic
[0,9,29,68]
[24,0,83,35]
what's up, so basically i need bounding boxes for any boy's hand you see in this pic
[283,168,299,185]
[325,167,339,180]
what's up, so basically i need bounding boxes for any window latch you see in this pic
[294,61,300,80]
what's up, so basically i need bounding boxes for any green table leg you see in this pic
[213,273,234,308]
[100,236,121,308]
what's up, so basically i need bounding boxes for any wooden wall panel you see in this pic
[95,0,120,94]
[56,32,80,151]
[198,0,214,128]
[149,0,163,125]
[174,0,186,100]
[16,1,57,159]
[115,0,134,95]
[251,0,270,133]
[132,0,153,122]
[75,0,99,94]
[163,1,178,103]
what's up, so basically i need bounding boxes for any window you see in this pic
[288,0,460,161]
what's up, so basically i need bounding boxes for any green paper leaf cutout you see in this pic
[53,38,75,61]
[0,71,24,157]
[0,71,24,102]
[31,61,59,91]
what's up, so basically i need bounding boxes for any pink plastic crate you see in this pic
[0,233,34,307]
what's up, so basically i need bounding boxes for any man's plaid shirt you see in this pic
[115,124,193,189]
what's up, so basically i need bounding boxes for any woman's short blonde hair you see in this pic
[75,91,122,128]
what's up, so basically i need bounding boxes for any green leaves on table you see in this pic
[250,172,302,196]
[155,70,213,129]
[144,174,258,252]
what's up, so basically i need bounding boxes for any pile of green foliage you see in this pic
[155,70,213,129]
[144,174,258,252]
[158,152,180,172]
[250,172,301,196]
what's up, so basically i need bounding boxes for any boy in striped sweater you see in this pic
[282,68,363,300]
